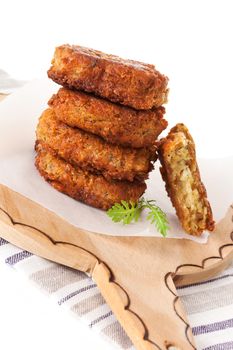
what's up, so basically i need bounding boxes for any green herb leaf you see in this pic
[107,200,143,225]
[145,201,169,237]
[107,198,169,237]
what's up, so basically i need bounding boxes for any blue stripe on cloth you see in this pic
[0,237,8,246]
[58,284,97,305]
[89,311,113,328]
[193,318,233,336]
[203,341,233,350]
[5,250,33,265]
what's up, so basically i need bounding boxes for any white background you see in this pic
[1,0,233,159]
[0,1,233,349]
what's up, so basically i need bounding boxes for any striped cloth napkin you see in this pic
[0,236,233,350]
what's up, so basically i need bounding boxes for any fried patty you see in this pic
[47,44,169,110]
[35,142,146,210]
[158,124,215,236]
[49,88,167,148]
[36,109,156,182]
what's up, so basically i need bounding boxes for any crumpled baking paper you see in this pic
[0,79,232,243]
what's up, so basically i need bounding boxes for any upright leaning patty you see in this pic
[158,124,215,236]
[48,44,168,110]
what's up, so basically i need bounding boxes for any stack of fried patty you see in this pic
[35,44,168,210]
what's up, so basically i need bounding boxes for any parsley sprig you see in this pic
[107,198,169,237]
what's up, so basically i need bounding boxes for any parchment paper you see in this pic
[0,79,232,242]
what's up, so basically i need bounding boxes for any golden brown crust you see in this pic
[47,44,169,110]
[49,88,167,148]
[158,123,215,236]
[36,109,156,182]
[35,142,146,210]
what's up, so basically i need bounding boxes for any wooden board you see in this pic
[0,184,232,350]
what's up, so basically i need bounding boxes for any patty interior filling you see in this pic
[168,132,207,232]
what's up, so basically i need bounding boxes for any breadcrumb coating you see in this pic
[49,88,167,148]
[36,109,156,182]
[48,44,169,110]
[35,142,146,210]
